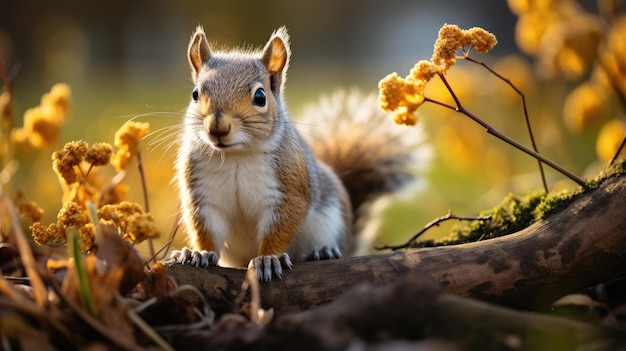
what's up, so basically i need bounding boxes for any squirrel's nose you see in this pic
[209,124,230,138]
[207,111,231,137]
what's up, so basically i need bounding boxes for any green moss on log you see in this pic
[414,159,625,248]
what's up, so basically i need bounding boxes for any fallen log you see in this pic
[164,171,626,315]
[171,276,622,350]
[267,276,620,351]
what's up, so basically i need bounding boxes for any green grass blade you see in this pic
[67,226,98,317]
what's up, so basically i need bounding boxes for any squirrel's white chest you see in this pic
[189,153,281,263]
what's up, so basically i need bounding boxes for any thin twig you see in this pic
[609,134,626,166]
[136,152,150,213]
[83,164,95,180]
[124,293,175,351]
[462,55,548,193]
[434,73,587,187]
[0,189,48,306]
[98,169,126,207]
[246,268,261,325]
[0,57,12,93]
[597,57,626,166]
[136,151,155,264]
[424,97,457,110]
[153,211,181,261]
[376,210,492,251]
[599,56,626,117]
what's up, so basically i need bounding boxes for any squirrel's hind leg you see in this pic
[170,247,219,268]
[300,246,343,262]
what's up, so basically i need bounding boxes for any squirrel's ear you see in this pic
[261,27,290,93]
[188,26,211,82]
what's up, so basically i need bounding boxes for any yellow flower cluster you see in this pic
[378,71,426,125]
[52,140,112,185]
[14,190,44,223]
[11,83,71,148]
[432,24,497,73]
[31,198,158,251]
[30,118,158,252]
[31,201,95,251]
[18,201,44,223]
[51,140,126,208]
[508,0,603,80]
[98,201,160,244]
[111,121,150,171]
[379,24,497,125]
[3,82,159,253]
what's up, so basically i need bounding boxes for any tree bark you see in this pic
[172,276,621,350]
[165,172,626,315]
[267,276,618,351]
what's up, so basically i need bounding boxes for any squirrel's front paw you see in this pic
[301,246,343,262]
[170,247,219,268]
[249,253,293,282]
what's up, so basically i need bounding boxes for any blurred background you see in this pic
[1,0,624,255]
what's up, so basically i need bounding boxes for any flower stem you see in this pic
[136,151,155,264]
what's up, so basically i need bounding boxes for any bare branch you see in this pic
[463,55,548,193]
[375,210,492,251]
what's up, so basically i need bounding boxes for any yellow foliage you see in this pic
[563,83,608,133]
[600,15,626,100]
[437,122,485,173]
[511,0,603,80]
[596,119,626,163]
[11,83,71,148]
[111,121,149,171]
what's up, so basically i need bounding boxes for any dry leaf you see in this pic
[256,307,274,327]
[4,314,58,351]
[552,294,605,309]
[141,261,178,298]
[0,190,48,306]
[95,223,145,294]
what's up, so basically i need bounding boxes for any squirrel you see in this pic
[171,26,421,281]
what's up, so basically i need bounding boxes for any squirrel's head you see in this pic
[185,26,291,153]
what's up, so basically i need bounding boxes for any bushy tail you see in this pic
[298,90,429,222]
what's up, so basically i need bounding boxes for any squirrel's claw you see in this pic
[301,246,343,262]
[171,247,219,268]
[249,253,293,282]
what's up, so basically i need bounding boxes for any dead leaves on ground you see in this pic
[0,189,269,350]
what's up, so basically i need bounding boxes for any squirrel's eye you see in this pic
[192,87,199,102]
[252,87,266,107]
